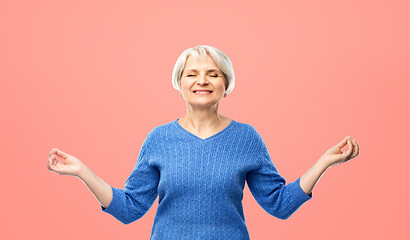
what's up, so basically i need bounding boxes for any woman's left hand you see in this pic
[319,136,359,168]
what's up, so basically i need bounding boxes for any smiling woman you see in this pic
[172,45,235,96]
[178,53,228,111]
[48,44,359,240]
[168,45,238,139]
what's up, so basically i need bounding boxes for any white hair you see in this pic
[172,45,235,96]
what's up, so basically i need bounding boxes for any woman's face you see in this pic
[179,54,227,109]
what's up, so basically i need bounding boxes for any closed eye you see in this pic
[187,74,218,77]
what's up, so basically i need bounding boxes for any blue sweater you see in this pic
[102,119,312,239]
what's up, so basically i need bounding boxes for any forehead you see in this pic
[183,54,220,72]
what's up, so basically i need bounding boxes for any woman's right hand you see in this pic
[48,148,85,177]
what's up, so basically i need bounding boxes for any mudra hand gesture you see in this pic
[320,136,359,168]
[47,148,84,177]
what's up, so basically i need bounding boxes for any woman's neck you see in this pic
[178,105,229,134]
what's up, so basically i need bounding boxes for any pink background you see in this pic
[1,0,409,239]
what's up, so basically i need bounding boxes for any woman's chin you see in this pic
[187,101,220,109]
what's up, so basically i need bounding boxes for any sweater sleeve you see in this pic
[101,134,159,224]
[246,129,312,220]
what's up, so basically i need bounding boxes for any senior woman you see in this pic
[47,45,359,239]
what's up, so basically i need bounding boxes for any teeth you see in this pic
[195,91,211,93]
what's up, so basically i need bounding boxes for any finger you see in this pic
[348,139,355,158]
[351,139,359,158]
[49,148,57,157]
[344,139,353,158]
[354,139,359,153]
[349,139,354,155]
[47,156,53,170]
[336,136,350,149]
[52,155,63,168]
[48,156,57,171]
[55,148,69,159]
[51,155,59,165]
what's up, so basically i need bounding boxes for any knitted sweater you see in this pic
[101,119,312,239]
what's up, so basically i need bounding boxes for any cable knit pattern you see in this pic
[101,119,312,239]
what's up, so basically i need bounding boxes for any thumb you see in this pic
[336,136,350,149]
[54,148,70,159]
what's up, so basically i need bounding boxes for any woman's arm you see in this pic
[48,144,159,224]
[299,159,330,196]
[77,164,113,209]
[48,148,113,208]
[299,136,359,195]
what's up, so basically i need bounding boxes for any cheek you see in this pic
[217,80,226,90]
[180,82,193,92]
[179,79,188,89]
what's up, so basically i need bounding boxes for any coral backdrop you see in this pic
[1,1,409,239]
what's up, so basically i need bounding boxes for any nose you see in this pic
[196,74,209,85]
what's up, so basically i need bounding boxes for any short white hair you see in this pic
[172,45,235,96]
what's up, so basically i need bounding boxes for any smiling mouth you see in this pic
[193,90,213,95]
[193,90,213,93]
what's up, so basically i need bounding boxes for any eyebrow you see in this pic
[185,69,220,73]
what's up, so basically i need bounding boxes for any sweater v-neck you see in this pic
[173,118,237,142]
